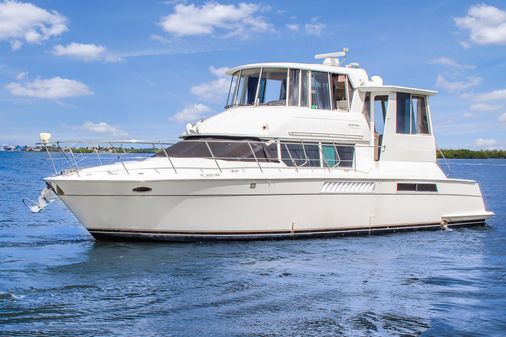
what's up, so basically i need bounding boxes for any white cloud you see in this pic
[499,113,506,124]
[455,4,506,45]
[474,89,506,102]
[159,2,271,37]
[436,74,481,92]
[16,71,27,80]
[304,22,325,36]
[286,23,299,31]
[469,103,502,111]
[80,121,126,136]
[463,112,475,119]
[52,42,122,62]
[430,57,474,69]
[5,77,92,99]
[0,0,67,50]
[190,66,230,101]
[171,103,211,122]
[474,138,497,148]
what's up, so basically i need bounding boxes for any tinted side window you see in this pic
[311,71,331,110]
[281,143,319,167]
[397,93,411,134]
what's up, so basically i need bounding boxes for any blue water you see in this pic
[1,153,505,336]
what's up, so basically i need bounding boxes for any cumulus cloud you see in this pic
[430,57,475,69]
[469,103,502,111]
[171,103,211,123]
[499,112,506,124]
[436,74,481,92]
[455,4,506,45]
[286,23,299,31]
[474,89,506,102]
[474,138,497,148]
[5,77,92,99]
[191,66,230,101]
[159,2,271,37]
[52,42,122,62]
[304,20,325,36]
[79,121,126,136]
[0,0,67,50]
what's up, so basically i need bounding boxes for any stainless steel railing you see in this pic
[38,138,359,176]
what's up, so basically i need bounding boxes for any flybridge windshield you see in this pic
[226,67,354,111]
[226,68,287,107]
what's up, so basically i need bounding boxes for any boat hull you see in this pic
[49,177,493,241]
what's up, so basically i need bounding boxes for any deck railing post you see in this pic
[158,142,177,174]
[110,142,129,175]
[204,141,222,173]
[44,145,58,175]
[284,143,298,172]
[248,142,263,173]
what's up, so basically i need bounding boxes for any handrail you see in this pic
[41,137,363,177]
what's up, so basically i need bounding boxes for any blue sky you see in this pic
[1,0,505,149]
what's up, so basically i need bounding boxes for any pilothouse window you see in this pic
[396,93,430,135]
[258,68,287,106]
[331,74,352,111]
[231,69,261,106]
[311,71,331,110]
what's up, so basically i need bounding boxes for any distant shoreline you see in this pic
[437,149,506,159]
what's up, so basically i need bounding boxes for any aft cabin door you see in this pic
[373,95,388,161]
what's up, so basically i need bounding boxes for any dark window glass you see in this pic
[417,183,438,192]
[163,141,211,158]
[397,183,437,192]
[311,71,331,110]
[337,145,354,168]
[397,93,411,134]
[397,183,417,191]
[322,144,354,168]
[288,69,300,106]
[281,142,319,167]
[301,70,309,107]
[156,139,278,162]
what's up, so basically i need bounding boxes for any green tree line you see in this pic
[438,149,506,159]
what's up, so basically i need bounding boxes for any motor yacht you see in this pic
[35,49,493,240]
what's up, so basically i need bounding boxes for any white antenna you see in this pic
[314,48,349,66]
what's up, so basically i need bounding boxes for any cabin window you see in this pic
[301,70,309,107]
[288,69,300,106]
[157,139,278,162]
[258,68,287,106]
[281,142,320,167]
[396,93,430,135]
[412,96,430,134]
[322,144,354,168]
[226,71,240,107]
[232,68,261,106]
[374,95,388,135]
[331,74,352,111]
[311,71,331,110]
[209,141,277,162]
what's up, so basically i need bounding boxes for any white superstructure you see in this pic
[40,50,493,240]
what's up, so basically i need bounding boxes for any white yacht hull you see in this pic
[47,177,493,241]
